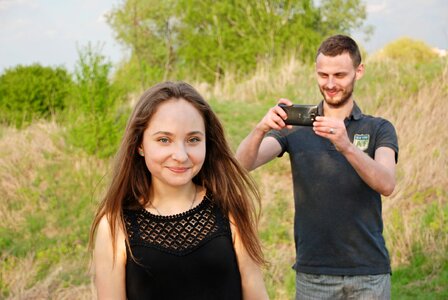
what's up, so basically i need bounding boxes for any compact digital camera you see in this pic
[278,103,319,126]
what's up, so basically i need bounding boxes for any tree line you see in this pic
[0,0,370,156]
[108,0,369,88]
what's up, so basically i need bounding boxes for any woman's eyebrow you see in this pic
[151,130,205,136]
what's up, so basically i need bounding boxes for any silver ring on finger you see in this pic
[329,128,335,134]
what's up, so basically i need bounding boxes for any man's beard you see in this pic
[319,76,356,108]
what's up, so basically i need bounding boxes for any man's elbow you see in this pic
[235,155,252,171]
[380,180,396,197]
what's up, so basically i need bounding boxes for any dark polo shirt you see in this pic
[267,101,398,275]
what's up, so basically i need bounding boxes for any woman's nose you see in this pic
[171,143,188,162]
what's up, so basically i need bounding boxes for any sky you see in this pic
[0,0,447,74]
[352,0,448,53]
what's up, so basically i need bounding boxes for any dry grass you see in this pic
[0,122,62,227]
[1,57,447,299]
[195,55,320,103]
[5,265,92,300]
[204,56,448,296]
[254,160,296,298]
[0,122,105,299]
[379,63,448,266]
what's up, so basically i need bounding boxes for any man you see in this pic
[236,35,398,299]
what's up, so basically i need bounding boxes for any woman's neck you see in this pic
[148,182,201,215]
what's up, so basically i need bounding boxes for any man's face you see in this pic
[315,52,364,108]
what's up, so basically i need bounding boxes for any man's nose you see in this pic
[326,76,335,89]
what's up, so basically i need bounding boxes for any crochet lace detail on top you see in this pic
[124,197,227,255]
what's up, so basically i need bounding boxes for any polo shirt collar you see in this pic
[317,100,363,120]
[351,102,363,120]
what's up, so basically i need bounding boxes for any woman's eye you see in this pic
[158,137,170,143]
[188,137,201,143]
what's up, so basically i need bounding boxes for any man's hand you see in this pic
[256,98,293,133]
[312,116,351,152]
[313,116,396,196]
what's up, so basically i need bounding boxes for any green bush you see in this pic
[379,37,438,63]
[65,44,128,158]
[0,64,73,127]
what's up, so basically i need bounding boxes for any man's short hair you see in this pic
[316,35,362,67]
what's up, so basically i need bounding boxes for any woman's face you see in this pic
[139,98,206,189]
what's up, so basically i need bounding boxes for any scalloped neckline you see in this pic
[140,195,210,220]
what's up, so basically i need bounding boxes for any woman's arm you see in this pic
[230,217,269,300]
[93,216,127,300]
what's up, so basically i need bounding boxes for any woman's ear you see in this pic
[138,147,144,157]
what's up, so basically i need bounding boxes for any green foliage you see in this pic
[318,0,371,35]
[379,37,438,63]
[392,247,448,299]
[65,44,128,158]
[176,0,323,81]
[107,0,178,89]
[0,64,72,127]
[107,0,369,84]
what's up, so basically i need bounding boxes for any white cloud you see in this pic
[0,0,19,11]
[97,9,109,24]
[0,0,37,11]
[44,29,58,38]
[3,17,30,29]
[366,1,389,14]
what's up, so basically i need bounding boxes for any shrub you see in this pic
[0,64,73,127]
[65,44,128,158]
[378,37,438,63]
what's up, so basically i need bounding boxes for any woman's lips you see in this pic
[167,167,190,173]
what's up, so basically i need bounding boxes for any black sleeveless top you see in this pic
[123,195,242,299]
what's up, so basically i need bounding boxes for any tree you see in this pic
[176,0,323,81]
[107,0,369,84]
[318,0,371,36]
[107,0,178,90]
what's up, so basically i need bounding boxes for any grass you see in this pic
[392,248,448,299]
[0,123,105,299]
[202,55,448,299]
[1,56,447,299]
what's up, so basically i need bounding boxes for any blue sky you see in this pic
[0,0,447,74]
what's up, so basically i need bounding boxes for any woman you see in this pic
[89,81,269,299]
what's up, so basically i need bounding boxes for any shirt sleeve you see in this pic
[266,128,288,157]
[375,119,399,163]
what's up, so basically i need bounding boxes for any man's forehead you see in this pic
[316,53,355,70]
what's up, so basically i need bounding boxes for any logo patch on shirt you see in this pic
[353,134,370,151]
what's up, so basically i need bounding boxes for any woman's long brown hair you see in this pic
[88,81,265,265]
